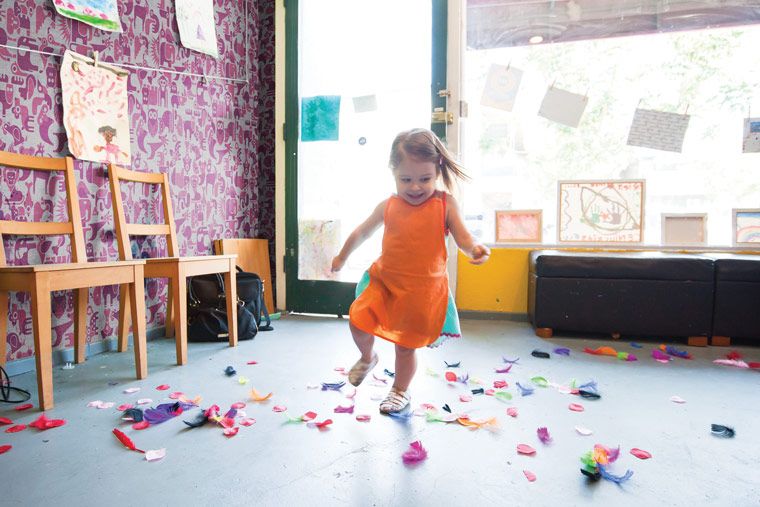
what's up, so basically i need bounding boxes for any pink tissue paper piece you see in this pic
[136,398,152,405]
[117,404,134,411]
[123,387,141,394]
[516,444,536,455]
[568,403,585,412]
[507,407,518,418]
[334,404,355,414]
[156,384,170,391]
[670,396,686,404]
[402,441,428,464]
[523,470,537,482]
[239,418,256,426]
[459,395,473,402]
[575,426,593,436]
[168,392,184,400]
[630,448,652,459]
[223,427,239,437]
[356,414,371,422]
[232,402,246,409]
[713,359,749,368]
[272,405,287,412]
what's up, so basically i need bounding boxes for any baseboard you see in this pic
[458,311,529,322]
[4,326,167,377]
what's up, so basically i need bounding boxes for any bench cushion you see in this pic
[530,250,714,281]
[713,255,760,283]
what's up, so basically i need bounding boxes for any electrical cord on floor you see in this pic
[0,365,31,404]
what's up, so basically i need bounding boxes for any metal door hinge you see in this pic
[431,110,454,125]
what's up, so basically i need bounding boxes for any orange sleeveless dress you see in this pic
[349,192,449,349]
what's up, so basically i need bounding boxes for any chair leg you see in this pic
[118,283,130,352]
[128,265,148,379]
[224,259,238,347]
[30,279,53,410]
[0,292,8,366]
[74,288,88,363]
[172,269,188,366]
[165,278,174,338]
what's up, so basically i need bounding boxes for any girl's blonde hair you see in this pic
[389,128,469,191]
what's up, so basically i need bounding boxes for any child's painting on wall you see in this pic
[176,0,220,58]
[61,50,131,165]
[52,0,122,32]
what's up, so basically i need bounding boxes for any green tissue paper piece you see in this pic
[301,96,341,141]
[580,451,597,471]
[494,391,512,401]
[531,376,549,387]
[617,352,629,360]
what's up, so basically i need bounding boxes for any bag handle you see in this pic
[187,273,226,308]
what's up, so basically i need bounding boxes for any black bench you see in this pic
[711,254,760,344]
[528,250,715,345]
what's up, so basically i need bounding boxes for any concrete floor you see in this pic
[1,315,758,506]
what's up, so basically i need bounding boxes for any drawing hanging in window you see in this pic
[557,180,645,243]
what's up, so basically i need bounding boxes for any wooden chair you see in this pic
[108,164,238,366]
[0,151,148,410]
[213,238,275,314]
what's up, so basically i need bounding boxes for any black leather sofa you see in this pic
[711,254,760,343]
[528,250,716,343]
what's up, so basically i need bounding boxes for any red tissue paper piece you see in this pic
[301,411,317,422]
[29,414,66,430]
[14,404,33,411]
[568,403,585,412]
[726,351,743,360]
[156,384,170,391]
[132,421,150,430]
[523,470,537,482]
[219,417,236,429]
[493,380,508,389]
[314,419,333,428]
[444,371,457,382]
[749,362,760,370]
[112,428,145,453]
[5,425,26,433]
[117,404,133,411]
[246,360,258,365]
[516,444,536,455]
[223,427,239,437]
[0,445,11,454]
[507,407,518,418]
[630,448,652,459]
[0,417,12,425]
[402,441,428,464]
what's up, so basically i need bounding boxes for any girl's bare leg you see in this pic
[392,344,417,392]
[350,321,375,362]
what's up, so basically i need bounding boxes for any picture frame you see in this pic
[732,208,760,246]
[661,213,707,246]
[494,210,542,243]
[557,179,645,244]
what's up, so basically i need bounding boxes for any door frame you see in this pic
[282,0,452,315]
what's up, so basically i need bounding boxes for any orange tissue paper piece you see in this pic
[250,389,273,402]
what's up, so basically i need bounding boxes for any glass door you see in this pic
[285,0,449,314]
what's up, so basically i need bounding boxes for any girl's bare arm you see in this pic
[446,193,490,265]
[331,200,387,272]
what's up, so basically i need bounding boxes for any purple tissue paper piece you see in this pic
[537,426,552,444]
[553,348,570,356]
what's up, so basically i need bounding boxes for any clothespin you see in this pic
[92,50,99,68]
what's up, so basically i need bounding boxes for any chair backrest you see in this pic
[108,164,179,260]
[0,150,86,267]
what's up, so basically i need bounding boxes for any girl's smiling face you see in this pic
[393,156,439,206]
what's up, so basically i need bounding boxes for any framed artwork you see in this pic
[661,213,707,246]
[495,210,542,243]
[557,180,645,243]
[732,209,760,246]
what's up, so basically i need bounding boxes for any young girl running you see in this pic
[331,128,490,414]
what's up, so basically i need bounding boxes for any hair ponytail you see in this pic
[389,128,469,191]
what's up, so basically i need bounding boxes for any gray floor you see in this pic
[2,315,758,507]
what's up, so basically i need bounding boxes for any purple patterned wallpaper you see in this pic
[0,0,275,362]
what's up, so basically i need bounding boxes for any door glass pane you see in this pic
[298,0,431,282]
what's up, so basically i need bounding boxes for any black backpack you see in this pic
[186,267,272,342]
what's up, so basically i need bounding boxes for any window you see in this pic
[461,25,760,246]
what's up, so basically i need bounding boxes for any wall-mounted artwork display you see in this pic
[352,95,378,113]
[52,0,122,32]
[176,0,219,58]
[60,50,131,165]
[301,96,341,142]
[733,209,760,245]
[495,210,542,243]
[661,213,707,246]
[558,180,645,243]
[627,108,690,153]
[743,117,760,153]
[481,64,523,112]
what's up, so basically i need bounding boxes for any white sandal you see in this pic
[348,353,379,387]
[379,389,411,414]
